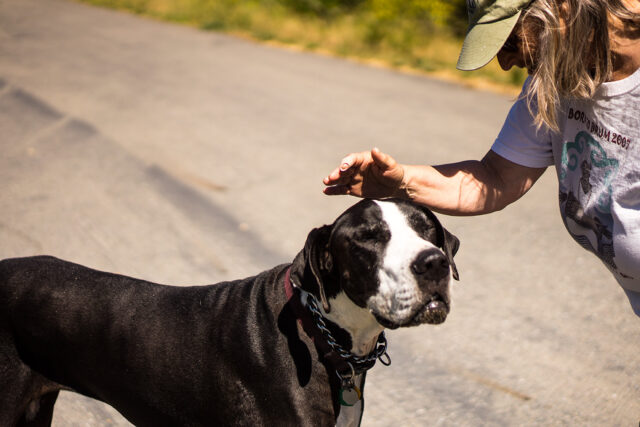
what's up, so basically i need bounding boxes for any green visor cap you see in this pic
[456,0,532,71]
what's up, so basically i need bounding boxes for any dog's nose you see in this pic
[411,250,449,281]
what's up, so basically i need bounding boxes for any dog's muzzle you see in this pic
[371,249,451,329]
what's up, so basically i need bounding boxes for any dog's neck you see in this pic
[290,259,384,357]
[315,291,384,356]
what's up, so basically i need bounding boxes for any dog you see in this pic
[0,198,459,427]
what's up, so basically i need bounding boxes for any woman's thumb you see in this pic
[371,147,396,170]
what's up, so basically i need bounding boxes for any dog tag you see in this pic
[339,386,361,406]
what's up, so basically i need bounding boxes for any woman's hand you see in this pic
[322,148,405,199]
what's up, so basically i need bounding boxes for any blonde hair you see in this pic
[520,0,640,131]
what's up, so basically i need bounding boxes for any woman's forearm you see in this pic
[397,151,546,216]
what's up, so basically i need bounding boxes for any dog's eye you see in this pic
[354,227,383,242]
[422,226,438,241]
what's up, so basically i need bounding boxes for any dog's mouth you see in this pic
[373,293,449,329]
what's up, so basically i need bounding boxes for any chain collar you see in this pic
[305,292,391,372]
[284,267,392,408]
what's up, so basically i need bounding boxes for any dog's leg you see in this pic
[16,391,59,427]
[0,373,60,427]
[0,365,31,426]
[0,339,60,427]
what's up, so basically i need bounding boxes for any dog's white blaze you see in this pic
[300,289,383,356]
[369,200,438,322]
[324,291,384,355]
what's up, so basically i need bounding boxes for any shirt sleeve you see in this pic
[491,79,555,168]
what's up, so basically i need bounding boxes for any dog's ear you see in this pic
[422,208,460,281]
[297,224,334,313]
[441,227,460,281]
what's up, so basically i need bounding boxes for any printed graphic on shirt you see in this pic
[559,131,633,279]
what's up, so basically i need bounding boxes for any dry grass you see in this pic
[79,0,525,94]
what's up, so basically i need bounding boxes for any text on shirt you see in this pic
[567,108,632,150]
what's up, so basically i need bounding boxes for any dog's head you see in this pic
[292,198,459,329]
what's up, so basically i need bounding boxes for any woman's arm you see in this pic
[323,148,547,216]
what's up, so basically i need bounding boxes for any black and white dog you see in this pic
[0,198,459,427]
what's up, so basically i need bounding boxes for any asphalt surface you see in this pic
[0,0,638,425]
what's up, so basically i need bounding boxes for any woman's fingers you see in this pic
[323,151,369,185]
[339,152,366,175]
[323,184,350,195]
[323,167,341,185]
[323,166,353,185]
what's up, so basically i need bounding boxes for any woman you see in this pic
[323,0,640,316]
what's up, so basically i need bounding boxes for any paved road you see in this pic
[1,0,638,425]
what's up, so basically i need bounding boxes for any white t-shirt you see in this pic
[492,69,640,297]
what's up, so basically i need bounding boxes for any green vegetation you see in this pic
[80,0,526,93]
